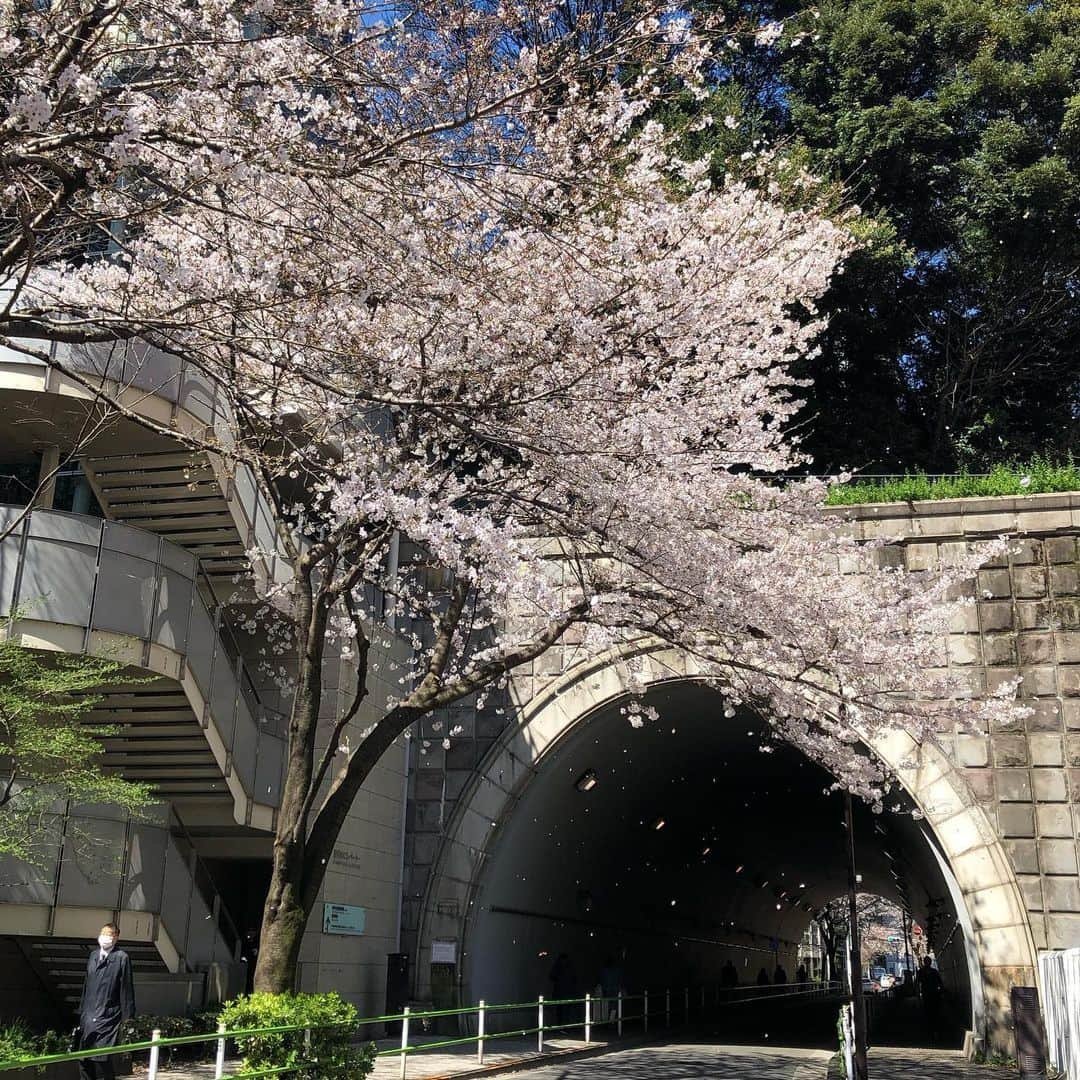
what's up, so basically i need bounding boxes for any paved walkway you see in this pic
[476,1042,832,1079]
[868,1047,1010,1077]
[143,1040,1013,1080]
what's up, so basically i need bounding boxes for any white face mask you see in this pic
[98,935,115,951]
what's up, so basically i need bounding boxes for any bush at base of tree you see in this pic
[219,993,375,1080]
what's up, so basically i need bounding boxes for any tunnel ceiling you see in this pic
[474,681,962,956]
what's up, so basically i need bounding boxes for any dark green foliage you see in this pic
[219,992,375,1080]
[780,0,1080,471]
[690,0,1080,472]
[0,636,154,863]
[0,1021,68,1067]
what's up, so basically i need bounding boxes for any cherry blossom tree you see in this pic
[1,0,1019,990]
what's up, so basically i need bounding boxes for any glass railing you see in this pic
[0,505,287,813]
[0,802,239,971]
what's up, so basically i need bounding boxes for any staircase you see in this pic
[0,506,287,826]
[0,807,245,1017]
[14,937,170,1019]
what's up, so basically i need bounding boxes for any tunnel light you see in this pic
[855,873,863,884]
[775,903,782,911]
[701,846,711,857]
[735,865,744,874]
[575,769,599,792]
[652,818,666,831]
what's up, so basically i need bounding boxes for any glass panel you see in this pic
[232,468,257,534]
[102,520,159,561]
[161,541,196,577]
[153,568,193,651]
[231,712,257,791]
[160,836,192,952]
[178,366,218,425]
[0,524,22,615]
[92,549,156,638]
[185,887,216,968]
[254,733,284,807]
[0,813,62,903]
[18,537,96,626]
[56,817,126,908]
[122,825,167,911]
[126,343,182,403]
[185,602,216,693]
[209,657,238,742]
[28,510,101,546]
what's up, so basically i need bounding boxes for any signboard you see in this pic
[322,903,366,936]
[431,939,458,964]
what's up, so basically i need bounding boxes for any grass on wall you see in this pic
[824,456,1080,506]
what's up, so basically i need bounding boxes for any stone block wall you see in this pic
[839,492,1080,957]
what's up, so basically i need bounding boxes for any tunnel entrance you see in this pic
[456,681,979,1049]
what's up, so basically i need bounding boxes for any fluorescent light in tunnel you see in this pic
[652,818,666,831]
[574,769,598,792]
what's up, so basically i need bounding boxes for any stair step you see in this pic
[104,482,222,503]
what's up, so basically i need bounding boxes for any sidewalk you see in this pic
[142,1034,616,1080]
[869,1048,1010,1077]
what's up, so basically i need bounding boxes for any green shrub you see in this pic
[0,1022,70,1068]
[824,454,1080,506]
[219,992,375,1080]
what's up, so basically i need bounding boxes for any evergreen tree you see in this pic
[0,638,154,865]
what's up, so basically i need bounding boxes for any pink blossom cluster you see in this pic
[1,0,1021,800]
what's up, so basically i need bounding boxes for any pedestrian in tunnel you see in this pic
[599,955,623,1021]
[796,963,808,986]
[720,959,739,989]
[76,923,135,1080]
[549,953,576,1028]
[773,963,788,987]
[916,955,945,1046]
[756,967,770,987]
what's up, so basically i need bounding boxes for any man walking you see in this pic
[77,923,135,1080]
[916,955,945,1046]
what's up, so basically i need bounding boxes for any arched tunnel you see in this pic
[461,681,977,1043]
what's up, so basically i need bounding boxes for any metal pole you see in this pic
[665,987,671,1026]
[685,986,690,1021]
[617,991,623,1037]
[585,993,592,1044]
[538,996,544,1053]
[845,791,869,1080]
[399,1006,409,1080]
[214,1022,226,1079]
[148,1029,161,1080]
[701,985,706,1014]
[644,989,649,1033]
[477,1000,485,1064]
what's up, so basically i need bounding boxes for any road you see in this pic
[477,1042,832,1078]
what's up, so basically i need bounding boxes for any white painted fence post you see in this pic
[538,996,545,1053]
[147,1029,161,1080]
[644,989,649,1033]
[585,993,592,1044]
[399,1006,410,1080]
[477,1000,486,1064]
[214,1021,226,1079]
[666,988,671,1026]
[617,991,623,1037]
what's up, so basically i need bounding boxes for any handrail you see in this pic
[0,981,845,1076]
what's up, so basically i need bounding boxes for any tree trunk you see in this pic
[253,837,308,992]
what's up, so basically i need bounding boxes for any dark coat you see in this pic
[79,948,135,1051]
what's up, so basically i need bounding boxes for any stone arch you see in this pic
[414,643,1038,1052]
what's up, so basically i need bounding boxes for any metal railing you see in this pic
[0,981,843,1077]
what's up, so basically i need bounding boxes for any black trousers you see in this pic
[78,1054,115,1080]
